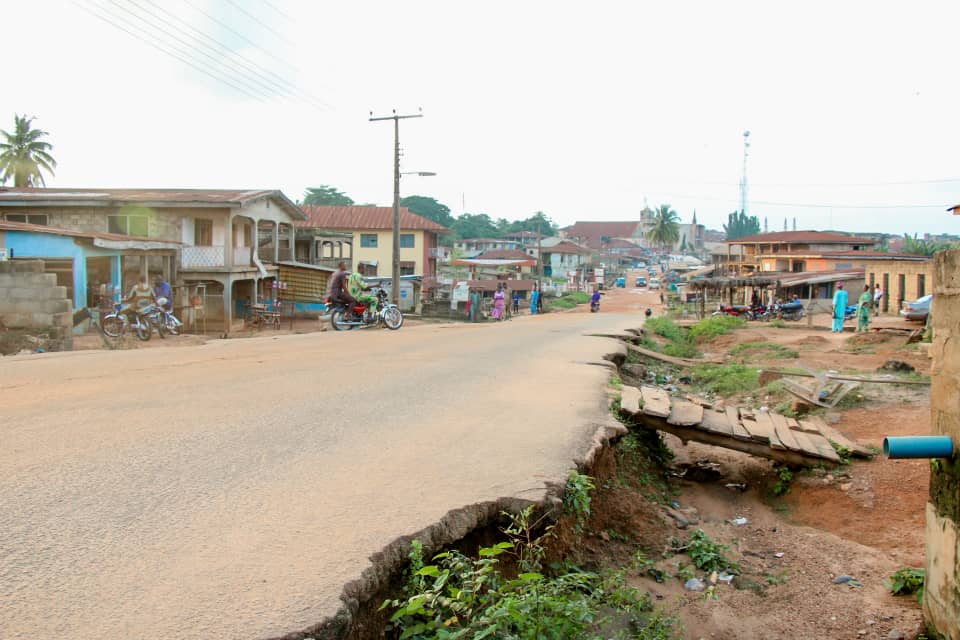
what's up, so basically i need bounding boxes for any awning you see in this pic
[92,238,179,251]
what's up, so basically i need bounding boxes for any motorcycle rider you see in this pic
[153,274,173,311]
[347,269,377,318]
[122,274,157,322]
[590,286,601,311]
[329,261,356,309]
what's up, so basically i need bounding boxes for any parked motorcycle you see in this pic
[327,288,403,331]
[748,303,772,321]
[712,304,754,319]
[100,303,152,341]
[146,297,182,337]
[775,300,805,321]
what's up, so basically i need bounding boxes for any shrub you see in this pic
[687,529,739,573]
[887,567,925,603]
[691,364,759,395]
[645,317,684,342]
[688,316,745,342]
[567,291,591,305]
[730,342,799,361]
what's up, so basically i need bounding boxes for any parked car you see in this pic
[649,278,661,290]
[900,294,933,321]
[635,276,647,287]
[616,277,626,288]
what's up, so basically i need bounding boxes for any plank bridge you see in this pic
[620,385,872,467]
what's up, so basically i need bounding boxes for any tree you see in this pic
[902,233,956,257]
[645,204,681,249]
[0,114,57,187]
[451,213,499,238]
[400,195,455,228]
[302,185,354,206]
[723,210,761,240]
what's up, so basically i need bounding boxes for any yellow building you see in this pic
[297,206,448,278]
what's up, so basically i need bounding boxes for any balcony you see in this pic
[429,248,447,258]
[181,245,255,270]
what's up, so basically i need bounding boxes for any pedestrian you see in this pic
[512,290,521,315]
[537,286,544,313]
[153,275,173,311]
[530,286,539,315]
[659,291,664,305]
[492,283,505,321]
[856,284,872,333]
[831,282,848,333]
[873,284,883,316]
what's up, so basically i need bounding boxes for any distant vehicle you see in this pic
[616,277,626,288]
[900,294,933,321]
[636,261,646,268]
[649,278,661,290]
[635,276,647,287]
[648,269,657,276]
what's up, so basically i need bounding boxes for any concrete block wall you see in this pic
[926,249,960,639]
[0,260,73,351]
[866,259,934,315]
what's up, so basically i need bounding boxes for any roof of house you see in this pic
[744,249,929,260]
[605,238,643,249]
[564,221,643,248]
[0,187,306,220]
[543,240,590,255]
[0,220,180,249]
[298,205,448,232]
[728,230,876,245]
[476,249,532,260]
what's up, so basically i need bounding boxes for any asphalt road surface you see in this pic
[1,306,643,639]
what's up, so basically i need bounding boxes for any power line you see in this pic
[221,0,295,47]
[77,1,268,102]
[133,0,329,110]
[258,0,293,21]
[181,0,296,71]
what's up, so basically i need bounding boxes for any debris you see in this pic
[647,567,666,583]
[599,531,611,542]
[887,630,906,640]
[676,460,723,482]
[717,571,736,584]
[729,517,749,526]
[840,482,853,492]
[684,578,706,592]
[774,552,784,558]
[832,575,856,584]
[732,575,764,593]
[879,360,915,373]
[725,483,748,492]
[857,630,866,636]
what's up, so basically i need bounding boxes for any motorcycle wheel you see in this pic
[153,316,167,339]
[165,314,180,335]
[135,317,151,341]
[101,315,124,338]
[331,309,352,331]
[382,307,403,330]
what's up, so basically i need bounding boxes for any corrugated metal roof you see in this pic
[0,219,180,245]
[0,187,305,220]
[298,205,449,232]
[755,250,929,260]
[729,230,875,244]
[563,220,644,249]
[476,249,532,260]
[543,241,590,254]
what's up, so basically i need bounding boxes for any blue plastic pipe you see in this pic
[883,436,954,459]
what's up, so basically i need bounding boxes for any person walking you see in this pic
[873,284,883,317]
[831,282,848,333]
[512,290,521,315]
[491,283,506,321]
[856,284,872,333]
[530,286,540,315]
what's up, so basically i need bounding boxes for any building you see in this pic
[718,230,878,275]
[453,237,522,258]
[297,205,447,278]
[541,241,591,279]
[863,255,934,315]
[0,187,306,332]
[562,221,647,252]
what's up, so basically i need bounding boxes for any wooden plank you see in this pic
[807,416,872,458]
[786,417,801,430]
[739,417,770,444]
[805,431,843,462]
[700,409,734,436]
[753,411,785,450]
[769,412,802,452]
[724,406,752,441]
[621,386,642,415]
[796,418,824,435]
[625,343,723,367]
[668,401,704,427]
[640,386,672,418]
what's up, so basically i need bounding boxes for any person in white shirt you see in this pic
[873,284,883,316]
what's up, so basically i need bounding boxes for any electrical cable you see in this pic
[221,0,295,47]
[258,0,293,22]
[181,0,295,70]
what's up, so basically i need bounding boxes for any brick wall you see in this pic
[925,249,960,639]
[864,259,933,315]
[0,260,73,352]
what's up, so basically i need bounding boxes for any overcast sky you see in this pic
[6,0,960,235]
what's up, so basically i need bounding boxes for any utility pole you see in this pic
[740,130,750,217]
[537,217,543,294]
[369,109,423,305]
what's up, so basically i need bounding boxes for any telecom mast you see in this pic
[739,130,750,216]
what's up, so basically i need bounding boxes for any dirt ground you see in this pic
[591,286,931,639]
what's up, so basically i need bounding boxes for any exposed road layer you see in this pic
[1,310,638,639]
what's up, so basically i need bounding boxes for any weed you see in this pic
[663,340,700,358]
[831,441,853,465]
[646,317,684,342]
[564,470,596,535]
[674,563,695,582]
[773,401,798,418]
[691,364,759,396]
[887,567,925,603]
[765,569,791,585]
[770,319,786,328]
[771,465,794,496]
[729,341,799,361]
[687,530,739,573]
[610,375,623,390]
[688,316,745,342]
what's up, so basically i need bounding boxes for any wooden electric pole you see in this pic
[369,109,423,305]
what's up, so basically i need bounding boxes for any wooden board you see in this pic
[700,409,734,436]
[753,411,785,450]
[769,412,802,452]
[785,417,801,430]
[621,386,642,414]
[795,418,824,435]
[739,417,770,444]
[668,401,704,427]
[640,386,672,418]
[787,428,822,458]
[804,416,872,458]
[806,431,843,462]
[724,406,753,441]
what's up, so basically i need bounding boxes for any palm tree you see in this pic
[645,204,681,250]
[0,115,57,187]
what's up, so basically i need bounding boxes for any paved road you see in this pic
[1,308,641,639]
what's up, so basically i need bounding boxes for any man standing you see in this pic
[873,283,883,316]
[153,275,173,311]
[832,282,848,333]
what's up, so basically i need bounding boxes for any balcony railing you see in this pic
[181,246,225,269]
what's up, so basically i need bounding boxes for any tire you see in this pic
[153,315,167,339]
[166,315,181,335]
[135,317,151,341]
[331,309,351,331]
[101,315,124,338]
[383,306,403,330]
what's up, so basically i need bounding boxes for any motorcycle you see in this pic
[590,297,601,313]
[146,297,182,337]
[748,303,771,321]
[327,288,403,331]
[712,304,754,319]
[775,300,805,321]
[100,302,153,341]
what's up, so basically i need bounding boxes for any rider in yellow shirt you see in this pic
[347,271,377,314]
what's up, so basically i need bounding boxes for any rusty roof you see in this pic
[729,230,876,244]
[563,220,644,249]
[298,205,448,232]
[476,249,532,260]
[0,187,305,219]
[0,219,179,245]
[543,241,590,254]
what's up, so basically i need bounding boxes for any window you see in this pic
[399,261,416,276]
[917,274,926,298]
[108,214,149,236]
[4,213,48,225]
[360,233,378,248]
[400,233,415,248]
[195,219,213,246]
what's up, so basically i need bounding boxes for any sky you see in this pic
[5,0,960,236]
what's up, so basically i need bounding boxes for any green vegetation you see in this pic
[690,364,759,396]
[564,471,596,535]
[645,205,681,249]
[887,567,925,603]
[771,465,794,496]
[383,508,680,639]
[1,114,57,187]
[687,530,739,573]
[723,210,761,241]
[610,375,623,390]
[547,291,591,311]
[303,185,354,205]
[830,441,853,465]
[769,319,786,328]
[687,316,745,342]
[645,317,684,342]
[729,342,799,362]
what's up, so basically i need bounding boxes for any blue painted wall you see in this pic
[5,231,121,309]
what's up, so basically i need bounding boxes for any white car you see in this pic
[649,278,661,290]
